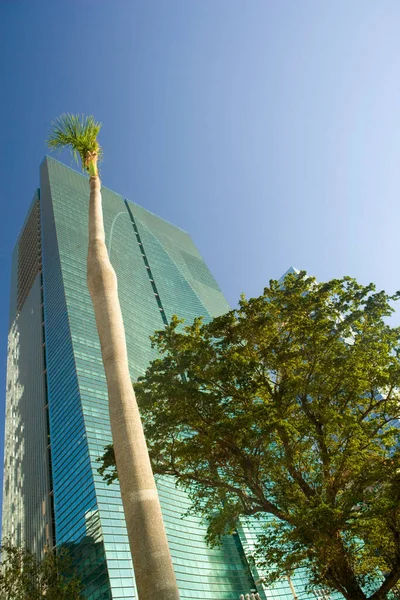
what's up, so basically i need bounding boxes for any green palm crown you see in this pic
[48,113,102,176]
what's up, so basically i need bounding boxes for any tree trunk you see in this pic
[86,175,179,600]
[324,535,367,600]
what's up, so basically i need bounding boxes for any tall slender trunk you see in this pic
[86,175,179,600]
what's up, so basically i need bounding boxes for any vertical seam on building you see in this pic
[126,205,216,321]
[124,200,169,327]
[37,187,56,550]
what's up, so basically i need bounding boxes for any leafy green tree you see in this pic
[0,542,83,599]
[100,272,400,600]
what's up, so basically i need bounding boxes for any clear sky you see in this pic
[1,0,400,522]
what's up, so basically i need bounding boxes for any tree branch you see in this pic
[276,425,316,499]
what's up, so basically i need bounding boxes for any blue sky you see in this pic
[1,0,400,522]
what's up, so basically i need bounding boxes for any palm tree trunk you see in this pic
[86,175,179,600]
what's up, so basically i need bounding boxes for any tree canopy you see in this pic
[100,272,400,600]
[48,113,102,176]
[0,542,83,599]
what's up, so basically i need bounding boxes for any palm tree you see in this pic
[48,114,179,600]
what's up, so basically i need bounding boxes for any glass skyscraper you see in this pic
[2,157,321,600]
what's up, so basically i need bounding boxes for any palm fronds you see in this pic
[48,113,102,172]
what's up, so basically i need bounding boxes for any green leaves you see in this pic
[0,542,83,599]
[47,113,102,172]
[100,271,400,599]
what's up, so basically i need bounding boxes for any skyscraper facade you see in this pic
[3,157,321,600]
[3,157,264,599]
